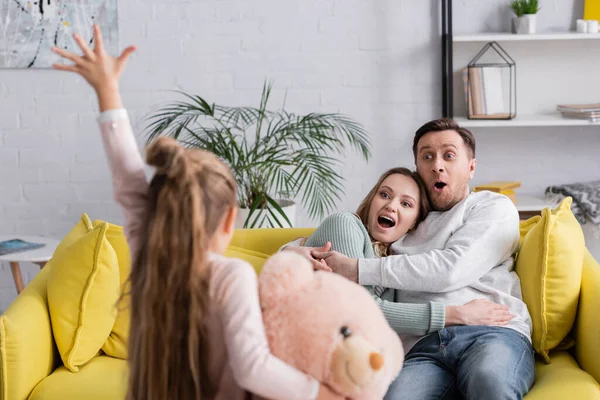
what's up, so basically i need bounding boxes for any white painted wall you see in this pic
[0,0,597,310]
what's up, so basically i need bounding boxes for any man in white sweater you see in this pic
[289,118,535,399]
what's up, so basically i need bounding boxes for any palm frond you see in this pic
[144,82,372,225]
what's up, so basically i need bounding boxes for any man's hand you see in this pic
[311,250,359,283]
[283,242,332,271]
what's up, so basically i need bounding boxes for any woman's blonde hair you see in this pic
[355,167,430,256]
[126,137,237,400]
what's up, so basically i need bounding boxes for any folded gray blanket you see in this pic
[546,181,600,225]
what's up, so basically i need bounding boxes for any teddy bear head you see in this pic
[259,252,404,399]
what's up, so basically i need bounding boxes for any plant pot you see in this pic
[513,14,537,34]
[235,200,296,229]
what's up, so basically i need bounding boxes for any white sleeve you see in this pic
[97,108,129,124]
[359,197,520,293]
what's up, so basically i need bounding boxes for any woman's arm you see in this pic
[374,296,446,336]
[304,212,448,336]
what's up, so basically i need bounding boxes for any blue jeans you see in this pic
[385,326,535,400]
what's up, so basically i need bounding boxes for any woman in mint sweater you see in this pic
[303,168,514,336]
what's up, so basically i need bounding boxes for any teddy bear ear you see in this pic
[258,251,314,307]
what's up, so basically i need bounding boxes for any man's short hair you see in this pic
[412,118,476,159]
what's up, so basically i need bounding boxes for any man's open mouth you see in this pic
[434,181,447,191]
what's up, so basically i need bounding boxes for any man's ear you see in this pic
[468,158,477,180]
[223,206,237,235]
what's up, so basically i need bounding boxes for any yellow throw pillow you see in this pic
[47,222,120,372]
[518,215,540,248]
[516,197,585,363]
[53,213,94,257]
[224,245,270,275]
[94,220,131,360]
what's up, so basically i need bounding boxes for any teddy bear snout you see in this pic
[369,352,384,371]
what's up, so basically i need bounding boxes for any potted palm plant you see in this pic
[145,82,371,228]
[510,0,540,34]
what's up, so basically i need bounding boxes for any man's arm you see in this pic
[359,197,520,293]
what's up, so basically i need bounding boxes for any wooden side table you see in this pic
[0,235,60,294]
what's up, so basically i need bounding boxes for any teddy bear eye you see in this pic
[340,326,352,338]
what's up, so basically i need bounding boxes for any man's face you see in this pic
[415,130,476,211]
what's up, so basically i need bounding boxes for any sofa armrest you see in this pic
[575,250,600,384]
[0,267,57,400]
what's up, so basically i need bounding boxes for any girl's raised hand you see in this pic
[51,24,136,94]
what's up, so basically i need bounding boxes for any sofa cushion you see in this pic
[53,214,94,256]
[0,268,55,400]
[576,250,600,385]
[28,356,127,400]
[47,223,120,372]
[224,245,270,274]
[95,220,131,360]
[229,228,316,256]
[516,197,585,363]
[524,352,600,399]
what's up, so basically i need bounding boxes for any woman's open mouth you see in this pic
[377,215,396,229]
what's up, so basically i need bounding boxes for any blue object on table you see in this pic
[0,239,46,256]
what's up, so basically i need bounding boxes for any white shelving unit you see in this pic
[454,32,600,42]
[451,31,600,128]
[455,114,600,128]
[444,26,600,210]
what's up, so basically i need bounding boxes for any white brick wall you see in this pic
[0,0,598,310]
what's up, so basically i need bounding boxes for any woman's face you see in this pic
[367,174,421,244]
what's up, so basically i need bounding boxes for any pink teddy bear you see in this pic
[259,251,404,399]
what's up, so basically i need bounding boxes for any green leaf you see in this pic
[265,196,293,228]
[144,85,372,223]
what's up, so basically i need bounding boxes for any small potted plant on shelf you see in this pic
[145,81,371,229]
[510,0,540,34]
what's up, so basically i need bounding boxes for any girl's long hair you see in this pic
[355,167,430,256]
[126,137,237,400]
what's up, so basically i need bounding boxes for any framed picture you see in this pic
[0,0,118,69]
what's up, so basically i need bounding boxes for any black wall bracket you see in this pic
[441,0,454,118]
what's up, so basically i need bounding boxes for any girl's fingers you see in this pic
[93,24,105,54]
[52,63,80,73]
[73,33,95,60]
[118,46,137,64]
[51,46,84,66]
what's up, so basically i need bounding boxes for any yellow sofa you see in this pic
[1,228,600,400]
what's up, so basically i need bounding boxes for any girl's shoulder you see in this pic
[209,252,258,283]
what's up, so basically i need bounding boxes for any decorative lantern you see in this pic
[466,41,516,120]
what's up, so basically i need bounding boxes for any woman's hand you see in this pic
[283,242,332,272]
[311,250,358,283]
[445,299,514,327]
[51,24,136,111]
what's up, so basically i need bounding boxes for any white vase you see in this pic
[235,200,296,229]
[513,14,537,34]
